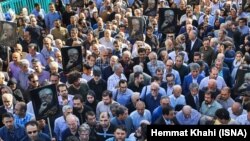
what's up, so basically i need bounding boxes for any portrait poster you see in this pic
[143,0,158,16]
[30,84,59,120]
[128,17,144,41]
[61,46,83,73]
[0,21,17,47]
[158,8,178,34]
[187,0,200,5]
[242,0,250,12]
[71,0,84,7]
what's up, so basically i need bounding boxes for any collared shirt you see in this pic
[14,112,34,127]
[200,101,222,117]
[31,9,46,19]
[99,37,115,50]
[199,76,227,90]
[169,94,186,109]
[0,124,26,141]
[129,110,151,129]
[163,69,181,85]
[41,47,60,60]
[107,73,127,91]
[167,86,173,96]
[164,118,172,125]
[18,68,35,91]
[140,85,167,100]
[228,108,247,120]
[96,101,118,120]
[112,88,133,106]
[236,114,250,125]
[216,97,235,109]
[9,62,21,80]
[54,116,68,141]
[176,109,201,125]
[26,52,47,67]
[38,70,50,85]
[45,11,62,30]
[58,94,74,107]
[147,60,165,76]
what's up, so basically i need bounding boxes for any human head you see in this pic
[136,101,146,116]
[114,126,127,141]
[204,91,216,105]
[164,9,174,23]
[73,94,84,111]
[131,18,140,31]
[68,48,79,62]
[85,111,96,126]
[66,114,79,133]
[189,63,200,78]
[215,108,230,125]
[173,85,182,97]
[78,123,91,141]
[28,73,39,88]
[162,106,175,120]
[166,73,175,87]
[39,88,53,104]
[219,87,231,101]
[189,83,199,96]
[99,112,110,128]
[14,102,27,117]
[182,105,192,119]
[62,105,73,118]
[2,93,13,109]
[150,82,160,97]
[57,83,68,98]
[50,72,60,85]
[2,112,14,129]
[102,90,113,105]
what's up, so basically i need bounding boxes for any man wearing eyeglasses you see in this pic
[21,120,50,141]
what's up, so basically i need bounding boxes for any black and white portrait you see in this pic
[71,0,84,7]
[128,17,144,41]
[187,0,200,5]
[0,21,17,47]
[243,0,250,12]
[30,84,59,119]
[143,0,158,16]
[61,46,83,73]
[158,8,177,34]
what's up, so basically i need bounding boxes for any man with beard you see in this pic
[144,0,157,16]
[62,114,80,141]
[50,19,68,43]
[65,48,81,72]
[200,90,222,125]
[73,94,93,124]
[96,90,118,120]
[96,112,116,141]
[57,84,74,107]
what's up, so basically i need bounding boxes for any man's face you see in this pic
[210,69,218,79]
[119,83,127,93]
[102,96,111,105]
[67,118,78,132]
[32,63,42,73]
[59,86,68,97]
[43,38,52,50]
[63,108,73,117]
[50,75,59,85]
[190,89,198,96]
[86,115,96,126]
[100,115,110,128]
[166,76,175,87]
[2,117,14,129]
[30,76,39,88]
[220,90,229,101]
[2,96,13,109]
[137,74,144,84]
[204,94,213,104]
[193,56,200,62]
[166,61,173,72]
[150,86,159,97]
[132,19,140,31]
[68,49,79,62]
[191,69,199,78]
[73,99,83,111]
[175,57,183,67]
[173,87,182,97]
[15,104,24,116]
[49,4,55,12]
[164,110,175,120]
[160,98,170,107]
[164,10,174,23]
[39,92,53,104]
[136,104,145,116]
[156,71,163,81]
[26,125,39,140]
[114,129,127,141]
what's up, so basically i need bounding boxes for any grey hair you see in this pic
[113,63,121,72]
[133,65,143,73]
[19,59,30,67]
[78,123,91,133]
[62,105,73,113]
[189,63,200,71]
[189,83,199,91]
[244,73,250,81]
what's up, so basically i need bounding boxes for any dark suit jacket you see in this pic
[186,38,203,63]
[154,116,179,125]
[185,93,204,111]
[102,66,113,81]
[182,74,204,96]
[221,67,232,87]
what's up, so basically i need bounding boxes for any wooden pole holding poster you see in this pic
[47,117,53,138]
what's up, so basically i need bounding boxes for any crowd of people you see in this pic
[0,0,250,141]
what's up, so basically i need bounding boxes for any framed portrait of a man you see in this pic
[30,84,59,120]
[187,0,200,5]
[0,21,17,47]
[61,46,83,73]
[143,0,158,16]
[71,0,84,7]
[158,8,178,34]
[242,0,250,12]
[128,17,144,41]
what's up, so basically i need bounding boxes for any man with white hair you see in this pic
[107,63,127,91]
[18,59,34,91]
[169,85,186,110]
[175,105,201,125]
[61,114,80,140]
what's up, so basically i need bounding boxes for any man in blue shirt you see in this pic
[0,113,26,141]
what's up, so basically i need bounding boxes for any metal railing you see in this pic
[0,0,51,14]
